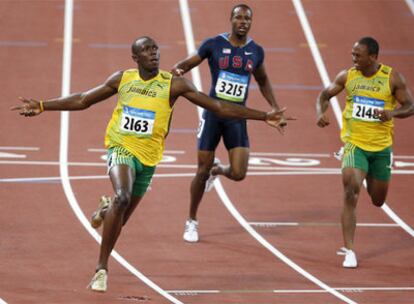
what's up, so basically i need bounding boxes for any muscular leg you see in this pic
[123,195,143,225]
[96,195,142,226]
[212,147,249,181]
[366,176,389,207]
[341,167,366,250]
[96,164,138,271]
[189,150,215,220]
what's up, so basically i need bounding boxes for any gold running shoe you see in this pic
[87,269,107,292]
[90,196,111,229]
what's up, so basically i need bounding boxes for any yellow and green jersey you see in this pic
[341,64,396,151]
[105,69,173,166]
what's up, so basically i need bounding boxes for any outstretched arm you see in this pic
[316,70,347,127]
[375,70,414,122]
[170,76,290,130]
[11,71,122,116]
[171,53,204,76]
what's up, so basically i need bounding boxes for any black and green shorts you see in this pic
[107,146,155,197]
[342,142,393,181]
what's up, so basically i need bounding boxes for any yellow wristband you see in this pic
[39,100,44,113]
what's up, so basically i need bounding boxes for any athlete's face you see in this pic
[351,43,377,71]
[132,38,160,71]
[230,7,252,38]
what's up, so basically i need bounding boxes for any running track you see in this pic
[1,1,413,303]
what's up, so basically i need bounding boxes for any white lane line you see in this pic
[0,160,198,168]
[0,171,321,183]
[0,160,105,166]
[0,172,334,183]
[88,148,186,154]
[179,1,355,304]
[2,160,414,175]
[0,146,39,151]
[167,286,414,295]
[3,169,414,183]
[394,155,414,159]
[0,159,337,170]
[381,204,414,237]
[251,152,331,157]
[291,0,343,125]
[0,152,26,159]
[178,0,204,119]
[293,0,414,238]
[394,160,414,167]
[0,173,194,183]
[58,1,183,303]
[249,222,399,227]
[3,147,411,159]
[0,298,8,304]
[405,0,414,15]
[0,172,332,183]
[215,182,357,304]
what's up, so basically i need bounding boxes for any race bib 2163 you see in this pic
[120,106,155,137]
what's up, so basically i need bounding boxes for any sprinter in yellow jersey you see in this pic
[12,36,292,292]
[316,37,414,268]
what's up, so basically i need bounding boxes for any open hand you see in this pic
[11,97,42,117]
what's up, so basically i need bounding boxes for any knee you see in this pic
[113,191,131,213]
[371,197,385,207]
[343,185,359,207]
[372,200,385,207]
[195,170,210,183]
[230,170,246,181]
[367,184,387,207]
[196,164,213,181]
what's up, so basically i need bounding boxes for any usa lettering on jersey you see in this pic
[219,55,254,72]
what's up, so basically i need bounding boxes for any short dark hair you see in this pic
[131,36,152,54]
[358,37,379,56]
[230,4,252,19]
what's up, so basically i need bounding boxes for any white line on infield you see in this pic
[167,286,414,295]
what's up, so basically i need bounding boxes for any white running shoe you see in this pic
[87,269,108,292]
[334,146,344,161]
[205,158,221,192]
[338,247,358,268]
[183,219,199,243]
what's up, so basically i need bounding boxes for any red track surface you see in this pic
[1,1,413,303]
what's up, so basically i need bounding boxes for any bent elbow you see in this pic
[320,89,331,100]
